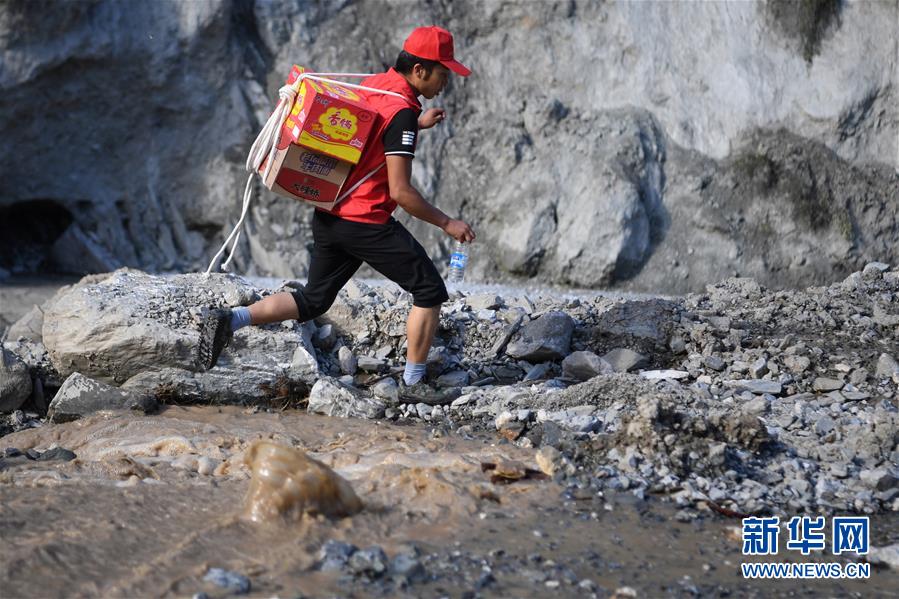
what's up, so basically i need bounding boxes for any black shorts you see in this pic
[290,210,449,321]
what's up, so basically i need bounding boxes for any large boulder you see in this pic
[40,270,318,403]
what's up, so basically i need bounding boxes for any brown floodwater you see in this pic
[1,406,896,598]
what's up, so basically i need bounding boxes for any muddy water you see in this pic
[0,406,896,598]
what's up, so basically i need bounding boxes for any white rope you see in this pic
[205,72,407,274]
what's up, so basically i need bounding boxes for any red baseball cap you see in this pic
[402,26,471,77]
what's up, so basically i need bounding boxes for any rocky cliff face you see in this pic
[1,0,896,293]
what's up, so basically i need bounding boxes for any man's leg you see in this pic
[340,219,449,387]
[246,292,299,325]
[405,305,440,384]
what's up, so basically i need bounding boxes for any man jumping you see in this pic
[199,26,475,404]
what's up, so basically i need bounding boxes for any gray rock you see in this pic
[814,415,835,436]
[390,552,426,582]
[465,294,503,311]
[348,546,389,578]
[783,355,811,373]
[372,378,399,404]
[750,357,769,378]
[562,351,614,380]
[315,323,337,350]
[724,379,782,395]
[436,370,469,387]
[41,270,295,385]
[537,407,600,433]
[0,347,32,412]
[491,313,524,357]
[338,346,357,375]
[50,223,122,275]
[5,305,44,343]
[48,372,156,423]
[506,311,575,361]
[602,348,649,373]
[702,355,725,372]
[813,377,844,392]
[875,353,899,381]
[859,468,898,492]
[522,362,551,382]
[867,544,899,571]
[357,356,387,373]
[319,540,357,572]
[307,378,385,419]
[640,369,690,380]
[862,261,890,279]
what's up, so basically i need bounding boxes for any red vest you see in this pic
[325,69,421,224]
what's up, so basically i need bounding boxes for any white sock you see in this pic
[403,362,427,385]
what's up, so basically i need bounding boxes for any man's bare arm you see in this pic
[386,155,475,242]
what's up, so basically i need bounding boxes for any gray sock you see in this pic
[230,306,252,331]
[403,362,427,385]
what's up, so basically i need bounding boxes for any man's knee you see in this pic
[411,280,449,309]
[291,289,338,322]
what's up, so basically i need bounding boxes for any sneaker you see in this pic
[195,307,233,370]
[398,379,461,406]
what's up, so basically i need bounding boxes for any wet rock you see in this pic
[35,447,77,462]
[319,540,358,572]
[347,546,388,578]
[243,441,363,521]
[562,351,613,380]
[0,346,32,412]
[506,311,574,361]
[307,378,385,419]
[390,551,426,583]
[601,348,648,373]
[48,372,156,423]
[203,568,250,595]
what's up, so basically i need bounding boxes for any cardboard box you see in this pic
[257,66,377,209]
[279,65,377,165]
[262,146,353,211]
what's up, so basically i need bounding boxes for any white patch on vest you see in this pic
[401,131,415,146]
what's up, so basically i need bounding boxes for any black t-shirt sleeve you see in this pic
[382,108,419,158]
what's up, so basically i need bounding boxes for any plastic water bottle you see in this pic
[447,240,468,283]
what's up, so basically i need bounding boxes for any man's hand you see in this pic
[443,219,476,243]
[418,108,446,130]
